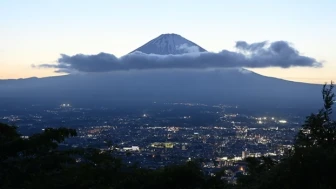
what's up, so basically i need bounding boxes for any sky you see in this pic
[1,0,335,83]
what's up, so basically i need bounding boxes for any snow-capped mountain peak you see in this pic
[130,33,207,55]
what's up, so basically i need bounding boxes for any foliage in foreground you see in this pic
[236,83,336,189]
[0,123,231,189]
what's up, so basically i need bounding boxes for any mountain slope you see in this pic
[129,33,207,55]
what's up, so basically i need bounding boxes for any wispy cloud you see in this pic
[36,41,322,73]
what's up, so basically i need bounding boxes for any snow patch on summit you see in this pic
[130,33,207,55]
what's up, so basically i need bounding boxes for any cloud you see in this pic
[37,41,322,73]
[176,43,200,53]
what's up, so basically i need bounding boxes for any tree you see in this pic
[295,82,336,148]
[0,123,233,189]
[0,125,78,188]
[237,82,336,189]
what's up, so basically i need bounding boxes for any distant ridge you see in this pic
[129,33,207,55]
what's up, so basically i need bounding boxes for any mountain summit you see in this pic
[130,33,207,55]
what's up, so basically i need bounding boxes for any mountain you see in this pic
[0,34,323,113]
[129,33,207,55]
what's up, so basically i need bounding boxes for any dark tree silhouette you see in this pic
[296,82,336,148]
[0,124,232,189]
[237,82,336,189]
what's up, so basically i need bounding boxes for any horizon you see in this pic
[1,0,335,84]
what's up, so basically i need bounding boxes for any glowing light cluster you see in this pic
[279,120,287,123]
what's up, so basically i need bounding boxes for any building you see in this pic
[123,146,140,152]
[242,150,249,159]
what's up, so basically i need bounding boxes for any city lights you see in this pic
[279,120,287,124]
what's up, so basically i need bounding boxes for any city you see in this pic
[0,101,303,182]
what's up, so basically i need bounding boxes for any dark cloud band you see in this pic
[37,41,322,73]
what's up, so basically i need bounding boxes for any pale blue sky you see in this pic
[1,0,335,83]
